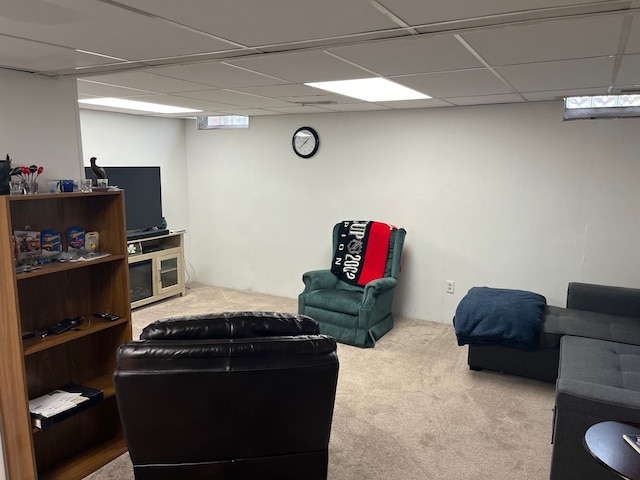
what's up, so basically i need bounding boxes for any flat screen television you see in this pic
[84,166,168,240]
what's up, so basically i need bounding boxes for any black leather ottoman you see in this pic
[466,305,567,383]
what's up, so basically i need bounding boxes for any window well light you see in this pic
[78,97,201,114]
[305,78,431,102]
[197,115,250,130]
[564,94,640,120]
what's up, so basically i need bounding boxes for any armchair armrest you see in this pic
[361,277,397,308]
[567,282,640,318]
[301,269,339,292]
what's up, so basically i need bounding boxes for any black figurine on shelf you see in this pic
[89,157,107,185]
[0,154,11,196]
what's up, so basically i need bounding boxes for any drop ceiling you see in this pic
[1,0,639,117]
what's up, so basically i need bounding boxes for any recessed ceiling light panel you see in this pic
[305,78,431,102]
[78,97,201,114]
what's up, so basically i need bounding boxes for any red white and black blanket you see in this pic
[331,221,395,286]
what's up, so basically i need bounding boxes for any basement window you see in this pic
[197,115,249,130]
[564,95,640,120]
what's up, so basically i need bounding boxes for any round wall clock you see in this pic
[292,126,320,158]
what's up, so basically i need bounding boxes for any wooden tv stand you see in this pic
[127,231,186,308]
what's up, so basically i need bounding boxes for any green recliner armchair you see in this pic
[298,222,406,347]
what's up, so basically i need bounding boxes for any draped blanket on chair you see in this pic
[331,221,394,286]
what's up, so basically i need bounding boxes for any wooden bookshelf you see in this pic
[0,191,132,479]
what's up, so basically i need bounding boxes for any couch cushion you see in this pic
[556,336,640,416]
[303,289,362,315]
[543,306,640,347]
[538,306,565,349]
[141,312,320,341]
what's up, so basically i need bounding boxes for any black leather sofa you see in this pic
[114,311,339,480]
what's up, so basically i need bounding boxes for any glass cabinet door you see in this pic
[130,259,153,302]
[158,254,179,291]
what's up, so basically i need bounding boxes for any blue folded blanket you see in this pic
[453,287,547,350]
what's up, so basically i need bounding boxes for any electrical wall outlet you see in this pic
[446,280,455,294]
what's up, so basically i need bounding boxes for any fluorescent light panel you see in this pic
[78,97,201,114]
[305,78,430,102]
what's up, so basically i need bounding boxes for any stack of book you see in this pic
[28,384,103,430]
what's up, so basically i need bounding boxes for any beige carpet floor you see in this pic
[85,283,555,479]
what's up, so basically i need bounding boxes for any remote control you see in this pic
[93,312,119,321]
[49,317,81,335]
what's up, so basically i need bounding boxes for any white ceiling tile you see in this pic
[218,108,287,116]
[233,85,359,105]
[375,98,454,109]
[187,107,283,116]
[328,34,483,76]
[496,57,615,92]
[521,87,607,101]
[392,69,515,98]
[81,71,210,93]
[445,94,525,106]
[263,105,340,115]
[149,62,287,88]
[77,79,155,97]
[0,0,241,62]
[375,0,628,25]
[0,35,117,72]
[615,54,640,87]
[312,103,393,113]
[462,16,624,65]
[624,14,640,54]
[227,51,373,83]
[178,89,295,108]
[232,84,325,98]
[113,0,399,47]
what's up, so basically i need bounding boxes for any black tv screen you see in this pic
[85,166,165,238]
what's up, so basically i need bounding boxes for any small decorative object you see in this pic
[41,230,62,260]
[9,180,23,195]
[90,157,107,184]
[61,179,74,192]
[26,181,38,195]
[10,164,44,195]
[79,179,92,192]
[14,230,41,261]
[85,231,99,253]
[0,154,11,196]
[67,226,85,253]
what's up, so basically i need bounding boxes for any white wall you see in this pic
[79,110,191,252]
[184,102,640,323]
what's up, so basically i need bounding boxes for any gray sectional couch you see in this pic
[465,282,640,480]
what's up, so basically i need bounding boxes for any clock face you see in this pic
[292,127,319,158]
